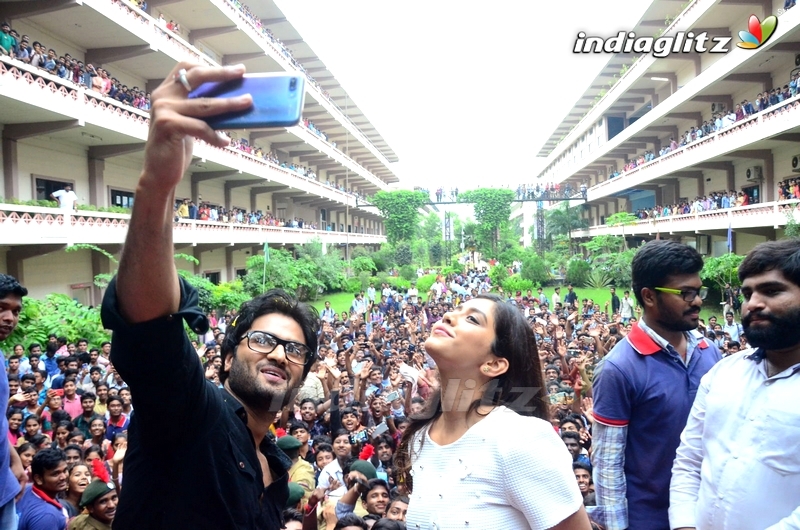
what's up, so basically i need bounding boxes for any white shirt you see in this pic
[670,349,800,529]
[52,189,77,210]
[406,406,582,530]
[317,459,346,499]
[552,292,561,307]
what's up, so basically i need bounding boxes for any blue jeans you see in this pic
[0,499,16,530]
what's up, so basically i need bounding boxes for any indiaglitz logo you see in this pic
[736,14,778,49]
[573,13,779,57]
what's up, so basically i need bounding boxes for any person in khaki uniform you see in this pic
[277,434,315,507]
[68,465,117,530]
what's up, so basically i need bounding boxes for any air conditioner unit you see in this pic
[792,154,800,173]
[746,166,764,181]
[711,102,726,113]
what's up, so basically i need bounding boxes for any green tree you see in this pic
[351,256,377,275]
[371,190,429,245]
[411,239,430,268]
[458,188,515,254]
[295,240,345,292]
[545,203,588,254]
[394,241,413,266]
[784,212,800,237]
[0,295,110,353]
[242,249,323,301]
[429,240,443,266]
[701,254,745,291]
[520,251,550,285]
[419,212,443,241]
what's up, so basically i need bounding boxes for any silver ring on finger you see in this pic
[175,68,192,92]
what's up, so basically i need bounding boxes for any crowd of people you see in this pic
[632,189,756,220]
[0,21,150,112]
[173,198,320,230]
[601,80,799,181]
[516,183,580,201]
[1,238,788,529]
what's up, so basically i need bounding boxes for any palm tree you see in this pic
[606,212,639,250]
[544,203,588,255]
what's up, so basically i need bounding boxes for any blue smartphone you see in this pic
[188,73,305,129]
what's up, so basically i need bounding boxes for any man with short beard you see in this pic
[100,63,320,530]
[671,239,800,529]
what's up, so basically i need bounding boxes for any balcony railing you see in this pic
[0,204,386,247]
[575,200,800,237]
[587,94,800,201]
[0,58,374,209]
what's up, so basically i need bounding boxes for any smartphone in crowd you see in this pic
[372,421,390,438]
[349,430,369,444]
[189,73,306,129]
[383,391,400,403]
[549,392,567,405]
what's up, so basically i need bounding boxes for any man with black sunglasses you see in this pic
[99,62,321,530]
[589,240,721,530]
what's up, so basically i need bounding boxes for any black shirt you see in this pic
[101,277,291,529]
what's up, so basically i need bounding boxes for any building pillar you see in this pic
[225,247,234,283]
[764,153,774,202]
[726,166,735,191]
[2,136,19,199]
[191,178,200,204]
[6,252,23,285]
[193,246,202,275]
[224,186,232,211]
[91,249,111,306]
[250,189,258,213]
[88,157,106,207]
[655,186,663,206]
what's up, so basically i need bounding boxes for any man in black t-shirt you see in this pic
[100,63,321,530]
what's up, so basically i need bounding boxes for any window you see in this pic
[35,177,72,201]
[236,268,247,279]
[320,208,327,222]
[205,272,221,285]
[110,189,135,209]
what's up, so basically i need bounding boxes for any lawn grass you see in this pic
[311,292,356,314]
[313,286,720,325]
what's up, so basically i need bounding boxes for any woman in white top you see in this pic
[395,294,590,530]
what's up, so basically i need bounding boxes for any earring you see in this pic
[482,367,490,373]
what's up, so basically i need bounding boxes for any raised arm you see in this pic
[115,63,250,324]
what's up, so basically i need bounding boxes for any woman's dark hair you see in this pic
[67,461,90,477]
[50,410,71,426]
[314,442,333,457]
[90,417,106,429]
[16,442,35,456]
[372,519,407,530]
[373,433,396,452]
[220,289,321,382]
[395,294,548,492]
[0,274,27,300]
[64,444,83,457]
[84,444,104,459]
[54,420,74,433]
[333,514,368,530]
[28,434,49,449]
[282,508,303,523]
[6,407,23,422]
[739,239,800,286]
[24,414,40,428]
[31,448,65,480]
[631,240,703,306]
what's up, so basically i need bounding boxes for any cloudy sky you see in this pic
[276,1,651,191]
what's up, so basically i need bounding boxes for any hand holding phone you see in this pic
[189,73,305,129]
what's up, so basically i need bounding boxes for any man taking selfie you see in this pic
[100,62,320,529]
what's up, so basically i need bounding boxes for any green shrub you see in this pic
[344,277,363,294]
[385,276,411,291]
[566,259,591,287]
[416,274,437,296]
[351,256,377,275]
[489,265,509,287]
[585,269,614,289]
[394,241,413,266]
[520,252,550,285]
[399,264,416,281]
[502,274,535,294]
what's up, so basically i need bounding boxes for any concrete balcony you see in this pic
[574,200,800,238]
[0,204,386,247]
[0,58,373,211]
[587,95,800,202]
